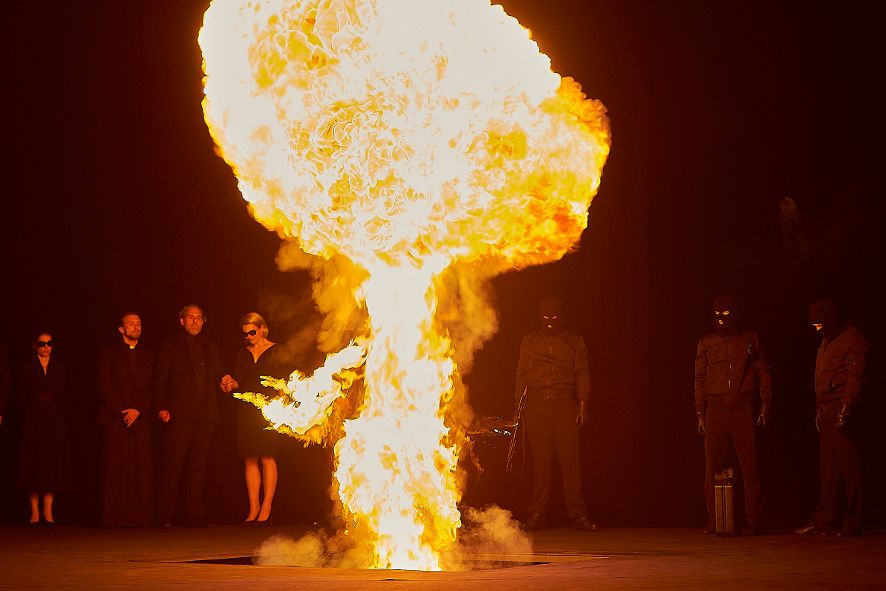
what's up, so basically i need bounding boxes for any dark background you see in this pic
[2,1,884,529]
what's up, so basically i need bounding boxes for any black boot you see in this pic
[571,516,598,531]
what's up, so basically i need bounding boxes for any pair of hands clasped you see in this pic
[220,374,238,394]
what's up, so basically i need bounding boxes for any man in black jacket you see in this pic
[97,312,155,527]
[516,297,596,531]
[695,294,772,534]
[796,298,869,536]
[155,304,223,528]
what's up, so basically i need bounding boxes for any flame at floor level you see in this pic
[200,0,610,570]
[337,267,460,569]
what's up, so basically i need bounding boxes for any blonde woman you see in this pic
[221,313,285,525]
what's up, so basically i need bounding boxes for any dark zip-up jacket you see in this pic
[694,329,772,413]
[516,329,590,404]
[814,323,868,407]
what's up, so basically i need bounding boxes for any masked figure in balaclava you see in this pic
[694,294,772,534]
[796,298,869,536]
[515,297,596,531]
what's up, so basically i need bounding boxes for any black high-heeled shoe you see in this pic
[255,517,273,527]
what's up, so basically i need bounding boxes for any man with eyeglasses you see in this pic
[97,313,155,527]
[154,304,224,528]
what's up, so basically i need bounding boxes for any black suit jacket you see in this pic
[154,333,223,423]
[97,342,154,426]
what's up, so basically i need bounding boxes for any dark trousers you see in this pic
[101,422,154,527]
[525,397,587,520]
[813,405,863,529]
[704,401,763,528]
[157,420,214,524]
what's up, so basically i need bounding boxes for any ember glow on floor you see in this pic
[5,525,885,589]
[183,555,556,569]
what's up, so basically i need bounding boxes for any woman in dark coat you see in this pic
[18,332,71,525]
[220,312,287,525]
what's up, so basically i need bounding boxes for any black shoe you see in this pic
[835,526,862,537]
[794,523,828,535]
[571,516,599,531]
[523,513,544,531]
[255,517,273,527]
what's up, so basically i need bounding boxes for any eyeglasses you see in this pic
[36,340,54,348]
[241,329,258,338]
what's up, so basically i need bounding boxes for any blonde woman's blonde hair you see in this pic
[239,312,269,337]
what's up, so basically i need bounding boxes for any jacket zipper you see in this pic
[727,337,732,391]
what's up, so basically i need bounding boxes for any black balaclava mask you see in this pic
[712,294,739,336]
[809,299,841,339]
[539,297,564,335]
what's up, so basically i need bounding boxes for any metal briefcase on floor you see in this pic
[714,467,737,536]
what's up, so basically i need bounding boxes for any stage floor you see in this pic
[2,524,884,589]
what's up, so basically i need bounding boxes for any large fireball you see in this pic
[200,0,609,570]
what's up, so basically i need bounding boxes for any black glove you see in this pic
[756,404,770,430]
[815,409,822,433]
[835,403,851,429]
[696,411,705,436]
